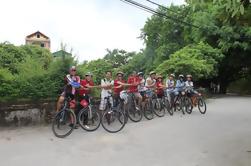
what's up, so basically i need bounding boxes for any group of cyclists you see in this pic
[52,66,206,137]
[56,66,199,117]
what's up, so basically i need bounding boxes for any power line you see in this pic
[146,0,182,16]
[120,0,201,29]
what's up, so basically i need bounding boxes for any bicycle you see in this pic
[142,90,165,120]
[171,91,187,115]
[162,91,173,116]
[77,95,101,132]
[189,92,207,114]
[52,95,76,138]
[124,92,143,122]
[101,93,126,133]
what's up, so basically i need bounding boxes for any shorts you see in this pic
[145,90,153,98]
[139,91,146,98]
[129,92,142,99]
[99,95,113,111]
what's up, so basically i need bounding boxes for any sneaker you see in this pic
[84,125,90,129]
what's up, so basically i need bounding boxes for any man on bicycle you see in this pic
[99,71,114,111]
[156,75,165,98]
[137,72,146,98]
[174,74,186,96]
[56,66,80,112]
[77,72,95,104]
[166,74,175,104]
[127,71,142,110]
[113,71,132,107]
[185,75,199,104]
[145,71,156,98]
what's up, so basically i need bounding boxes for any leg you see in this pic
[135,92,142,108]
[56,95,64,112]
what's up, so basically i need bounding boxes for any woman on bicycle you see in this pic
[156,75,165,98]
[113,71,132,107]
[56,66,80,112]
[145,71,156,98]
[99,71,114,111]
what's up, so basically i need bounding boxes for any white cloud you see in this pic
[0,0,185,62]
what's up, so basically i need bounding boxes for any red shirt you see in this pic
[78,79,94,96]
[127,76,140,93]
[156,81,164,95]
[114,79,125,94]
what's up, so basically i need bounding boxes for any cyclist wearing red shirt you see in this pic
[156,75,166,98]
[127,71,142,108]
[78,72,95,103]
[56,66,80,112]
[114,71,132,107]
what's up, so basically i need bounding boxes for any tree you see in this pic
[104,49,133,68]
[155,42,223,80]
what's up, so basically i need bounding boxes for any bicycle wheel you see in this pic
[143,101,154,120]
[153,99,165,117]
[126,100,143,122]
[78,107,101,132]
[101,109,126,133]
[177,97,185,115]
[52,109,76,138]
[164,97,173,116]
[198,97,207,114]
[118,102,128,124]
[184,97,193,114]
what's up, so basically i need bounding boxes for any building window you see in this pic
[37,34,40,38]
[41,43,45,47]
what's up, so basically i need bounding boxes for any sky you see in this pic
[0,0,185,62]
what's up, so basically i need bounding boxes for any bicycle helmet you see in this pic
[170,73,175,77]
[85,72,92,76]
[137,72,144,76]
[116,71,124,76]
[178,74,184,78]
[157,75,163,79]
[149,71,156,75]
[186,74,192,78]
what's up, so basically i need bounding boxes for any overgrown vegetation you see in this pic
[1,0,251,101]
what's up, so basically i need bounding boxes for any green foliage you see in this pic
[0,43,76,101]
[78,59,114,84]
[155,42,223,80]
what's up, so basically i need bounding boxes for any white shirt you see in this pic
[145,77,156,90]
[138,78,146,92]
[185,81,194,88]
[101,78,114,98]
[166,79,175,89]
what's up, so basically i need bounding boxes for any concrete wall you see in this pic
[0,101,56,127]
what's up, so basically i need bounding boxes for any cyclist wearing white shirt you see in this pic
[145,71,156,97]
[99,71,114,111]
[185,74,198,96]
[137,72,146,97]
[165,73,175,103]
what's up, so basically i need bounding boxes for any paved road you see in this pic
[0,96,251,166]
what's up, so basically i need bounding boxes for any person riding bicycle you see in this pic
[145,71,156,98]
[76,72,96,127]
[99,71,114,111]
[156,75,165,98]
[77,72,95,104]
[174,74,186,96]
[56,66,80,112]
[113,71,132,107]
[185,74,199,96]
[127,71,142,110]
[165,73,175,103]
[137,72,146,98]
